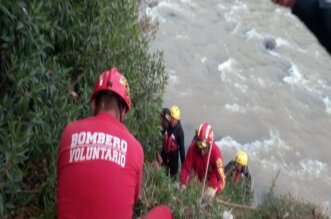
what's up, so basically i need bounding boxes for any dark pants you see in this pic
[160,150,179,179]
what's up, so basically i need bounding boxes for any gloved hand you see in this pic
[272,0,295,8]
[152,153,163,171]
[152,159,161,171]
[156,153,163,164]
[175,182,186,191]
[202,187,216,203]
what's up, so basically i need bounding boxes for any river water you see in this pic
[142,0,331,215]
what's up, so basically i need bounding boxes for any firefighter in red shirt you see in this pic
[180,122,226,201]
[57,68,173,219]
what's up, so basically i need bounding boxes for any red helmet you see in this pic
[196,122,214,149]
[90,68,131,112]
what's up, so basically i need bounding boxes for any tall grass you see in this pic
[137,163,329,219]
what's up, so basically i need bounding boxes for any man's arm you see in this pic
[215,158,226,190]
[134,146,144,204]
[57,123,72,177]
[213,145,226,190]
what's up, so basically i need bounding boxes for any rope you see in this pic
[215,198,258,211]
[198,142,213,207]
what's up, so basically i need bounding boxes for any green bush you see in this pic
[221,179,253,205]
[0,0,166,218]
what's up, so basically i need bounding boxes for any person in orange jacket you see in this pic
[57,67,173,219]
[180,122,226,201]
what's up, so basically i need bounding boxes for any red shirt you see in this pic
[57,112,144,219]
[181,140,225,192]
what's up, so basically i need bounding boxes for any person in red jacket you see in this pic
[180,122,226,201]
[57,67,173,219]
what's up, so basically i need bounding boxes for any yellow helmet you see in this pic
[170,105,180,120]
[235,150,248,166]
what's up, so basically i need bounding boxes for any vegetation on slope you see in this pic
[0,0,328,218]
[137,163,328,219]
[0,0,165,217]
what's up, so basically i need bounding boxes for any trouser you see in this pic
[160,150,179,179]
